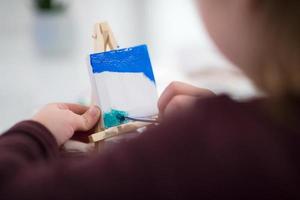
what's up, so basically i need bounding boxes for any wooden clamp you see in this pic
[89,122,150,143]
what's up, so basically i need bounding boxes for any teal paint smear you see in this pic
[103,109,129,128]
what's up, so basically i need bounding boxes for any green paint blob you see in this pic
[103,109,129,128]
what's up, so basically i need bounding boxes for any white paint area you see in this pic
[93,72,158,117]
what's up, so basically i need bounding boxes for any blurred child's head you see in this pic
[198,0,300,99]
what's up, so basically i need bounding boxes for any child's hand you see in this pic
[32,103,101,146]
[158,81,215,117]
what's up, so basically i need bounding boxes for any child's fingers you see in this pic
[164,95,198,117]
[158,81,212,113]
[73,106,101,131]
[158,82,183,112]
[60,103,89,115]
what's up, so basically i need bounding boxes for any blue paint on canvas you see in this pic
[90,45,156,83]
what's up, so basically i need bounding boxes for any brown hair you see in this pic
[253,1,300,99]
[252,1,300,125]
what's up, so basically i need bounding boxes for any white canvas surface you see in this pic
[93,72,158,117]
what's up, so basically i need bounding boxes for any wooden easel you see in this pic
[90,22,152,150]
[92,22,118,53]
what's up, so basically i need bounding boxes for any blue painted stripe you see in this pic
[90,45,156,83]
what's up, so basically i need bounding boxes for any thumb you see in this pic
[73,106,101,131]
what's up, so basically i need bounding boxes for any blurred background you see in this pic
[0,0,257,132]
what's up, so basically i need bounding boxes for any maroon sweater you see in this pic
[0,96,299,199]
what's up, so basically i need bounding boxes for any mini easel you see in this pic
[89,22,152,150]
[92,22,118,53]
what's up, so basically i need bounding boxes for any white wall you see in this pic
[0,0,256,132]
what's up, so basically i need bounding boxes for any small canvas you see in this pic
[89,45,158,128]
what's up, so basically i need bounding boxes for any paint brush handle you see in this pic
[125,116,159,123]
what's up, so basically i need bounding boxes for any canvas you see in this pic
[89,45,158,129]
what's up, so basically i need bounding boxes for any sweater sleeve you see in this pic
[0,98,228,199]
[0,96,295,199]
[0,111,202,200]
[0,121,59,188]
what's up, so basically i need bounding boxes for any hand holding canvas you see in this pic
[158,81,215,117]
[32,103,101,146]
